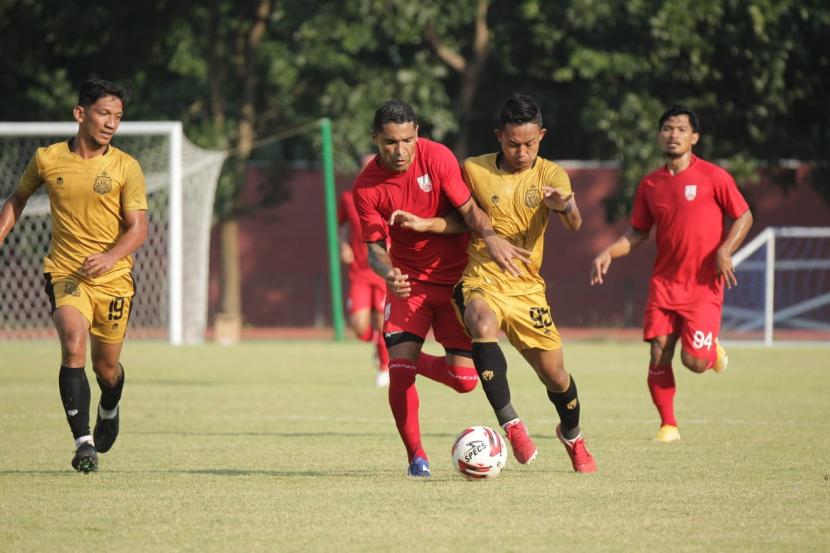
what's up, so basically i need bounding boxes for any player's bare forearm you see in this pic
[82,210,148,278]
[715,209,753,289]
[557,200,582,231]
[367,240,394,279]
[590,227,649,286]
[0,192,28,246]
[389,209,467,234]
[719,210,754,255]
[367,239,411,297]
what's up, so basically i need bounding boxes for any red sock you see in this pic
[647,363,677,427]
[415,352,477,393]
[375,331,389,371]
[388,359,424,462]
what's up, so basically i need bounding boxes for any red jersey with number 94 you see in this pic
[353,139,471,285]
[631,155,749,306]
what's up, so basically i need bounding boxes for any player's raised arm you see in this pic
[542,187,581,230]
[590,227,650,286]
[715,209,753,289]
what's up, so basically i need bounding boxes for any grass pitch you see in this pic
[0,338,828,552]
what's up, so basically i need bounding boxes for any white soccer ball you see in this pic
[451,425,508,480]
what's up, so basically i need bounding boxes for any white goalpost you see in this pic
[723,226,830,346]
[0,122,227,345]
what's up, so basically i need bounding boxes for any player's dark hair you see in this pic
[658,105,699,133]
[498,93,543,128]
[77,79,131,108]
[372,100,417,133]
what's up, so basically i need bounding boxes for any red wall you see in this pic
[208,164,830,328]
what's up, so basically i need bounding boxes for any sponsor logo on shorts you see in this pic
[684,184,697,201]
[482,370,494,381]
[67,409,78,416]
[416,174,432,192]
[94,174,113,194]
[566,399,578,410]
[64,281,81,297]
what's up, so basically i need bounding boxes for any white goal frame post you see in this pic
[0,122,226,345]
[725,226,830,346]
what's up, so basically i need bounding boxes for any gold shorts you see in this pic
[45,273,134,344]
[453,282,561,351]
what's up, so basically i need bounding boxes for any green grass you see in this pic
[1,339,828,552]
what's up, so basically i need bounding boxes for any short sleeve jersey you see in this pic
[631,155,749,304]
[461,153,572,295]
[353,139,471,285]
[16,141,148,285]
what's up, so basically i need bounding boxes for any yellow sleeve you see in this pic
[546,163,572,196]
[121,159,148,212]
[16,153,43,199]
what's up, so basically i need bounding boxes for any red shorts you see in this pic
[346,271,386,314]
[384,279,471,351]
[643,297,722,364]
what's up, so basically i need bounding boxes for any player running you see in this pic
[392,94,597,473]
[591,105,753,442]
[353,100,530,478]
[338,182,390,387]
[0,79,148,472]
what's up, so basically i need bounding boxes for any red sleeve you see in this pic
[353,184,387,243]
[337,192,349,225]
[629,179,653,231]
[431,142,471,207]
[714,169,749,220]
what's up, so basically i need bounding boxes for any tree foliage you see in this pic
[1,0,828,220]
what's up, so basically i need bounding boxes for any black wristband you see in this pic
[553,202,573,215]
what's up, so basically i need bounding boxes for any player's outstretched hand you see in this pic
[542,187,574,212]
[482,233,531,278]
[385,267,411,298]
[389,209,429,232]
[716,247,738,289]
[590,251,612,286]
[81,252,116,279]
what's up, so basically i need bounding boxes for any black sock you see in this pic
[472,342,518,426]
[547,374,581,439]
[59,366,91,440]
[97,364,125,411]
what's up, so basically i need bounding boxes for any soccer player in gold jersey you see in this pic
[392,94,596,472]
[0,79,148,473]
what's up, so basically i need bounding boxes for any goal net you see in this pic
[722,227,830,345]
[0,122,226,344]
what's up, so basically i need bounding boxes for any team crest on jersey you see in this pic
[64,281,81,297]
[416,174,432,192]
[491,195,500,207]
[55,176,64,189]
[94,174,112,195]
[525,187,541,208]
[684,184,697,201]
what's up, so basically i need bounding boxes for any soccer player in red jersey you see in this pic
[591,105,753,442]
[353,100,530,477]
[338,183,390,387]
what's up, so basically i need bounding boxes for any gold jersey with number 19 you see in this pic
[461,153,572,296]
[16,141,148,285]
